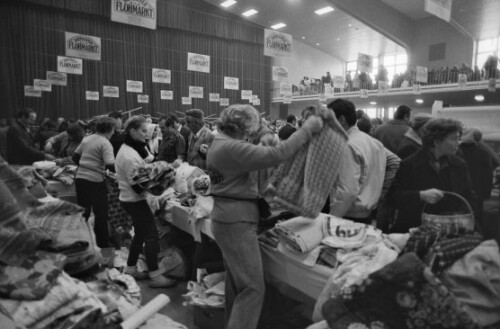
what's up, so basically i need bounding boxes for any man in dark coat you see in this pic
[278,115,297,141]
[7,108,54,165]
[372,105,412,153]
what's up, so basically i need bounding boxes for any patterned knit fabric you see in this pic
[106,177,132,233]
[267,107,348,219]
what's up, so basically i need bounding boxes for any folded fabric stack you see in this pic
[133,161,176,196]
[51,165,77,186]
[183,271,225,308]
[274,215,327,253]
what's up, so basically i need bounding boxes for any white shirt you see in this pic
[115,144,146,202]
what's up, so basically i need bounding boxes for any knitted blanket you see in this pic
[267,107,348,218]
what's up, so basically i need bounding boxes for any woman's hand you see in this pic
[419,188,444,204]
[302,115,323,134]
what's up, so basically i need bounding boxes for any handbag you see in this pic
[421,191,475,234]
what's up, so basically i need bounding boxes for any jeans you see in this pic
[212,221,265,329]
[75,178,109,248]
[121,200,160,272]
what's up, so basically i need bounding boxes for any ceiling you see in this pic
[202,0,406,62]
[203,0,500,63]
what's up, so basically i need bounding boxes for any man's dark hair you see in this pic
[95,117,116,134]
[286,115,296,123]
[16,108,35,119]
[327,99,357,127]
[166,114,178,128]
[67,124,85,143]
[179,118,186,126]
[108,111,123,120]
[394,105,412,120]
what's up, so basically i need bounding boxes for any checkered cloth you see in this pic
[106,177,132,233]
[316,247,338,268]
[424,235,483,274]
[267,107,348,219]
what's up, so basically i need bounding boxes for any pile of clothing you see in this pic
[132,161,176,196]
[183,271,225,308]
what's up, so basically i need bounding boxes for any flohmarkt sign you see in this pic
[65,32,101,61]
[111,0,157,30]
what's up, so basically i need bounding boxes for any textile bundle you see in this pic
[267,107,348,219]
[133,161,176,196]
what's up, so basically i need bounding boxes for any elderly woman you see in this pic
[396,114,433,159]
[115,116,175,288]
[145,123,160,160]
[72,117,116,248]
[391,118,476,233]
[207,104,323,329]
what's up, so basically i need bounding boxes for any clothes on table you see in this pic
[274,216,326,253]
[267,106,348,219]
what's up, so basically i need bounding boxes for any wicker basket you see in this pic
[421,191,475,233]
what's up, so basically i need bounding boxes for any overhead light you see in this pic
[336,38,340,41]
[348,24,352,27]
[415,98,424,104]
[301,36,305,39]
[220,0,236,7]
[475,94,485,102]
[271,23,286,29]
[242,9,258,17]
[315,6,334,15]
[316,43,320,46]
[370,101,377,105]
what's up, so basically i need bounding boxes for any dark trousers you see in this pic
[75,178,109,248]
[121,200,160,272]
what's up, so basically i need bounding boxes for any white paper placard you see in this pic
[432,100,443,116]
[424,0,452,22]
[360,89,369,98]
[251,95,258,101]
[33,79,52,92]
[324,84,334,97]
[412,84,422,95]
[416,66,428,83]
[160,90,173,100]
[357,53,373,73]
[103,86,119,98]
[182,97,192,105]
[126,80,143,93]
[224,77,239,90]
[25,85,41,97]
[252,99,260,106]
[86,91,99,101]
[57,56,82,75]
[111,0,157,30]
[272,66,289,81]
[283,95,292,104]
[65,32,101,61]
[333,76,345,89]
[46,71,67,86]
[241,90,252,100]
[189,86,204,99]
[280,82,292,96]
[187,52,210,73]
[152,68,171,84]
[378,81,389,94]
[220,98,229,106]
[264,29,292,57]
[488,78,496,92]
[458,74,467,89]
[138,95,149,103]
[209,93,220,102]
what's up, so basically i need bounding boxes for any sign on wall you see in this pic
[272,66,289,81]
[111,0,157,30]
[152,68,171,84]
[224,77,239,90]
[138,95,149,103]
[241,90,252,100]
[357,53,373,73]
[33,79,52,92]
[264,29,292,57]
[416,66,428,83]
[333,76,345,89]
[187,52,210,73]
[252,99,261,106]
[57,56,83,75]
[283,95,292,104]
[189,86,204,99]
[86,91,99,101]
[219,98,229,106]
[209,93,220,102]
[25,86,41,97]
[182,97,192,105]
[160,90,173,100]
[103,86,120,98]
[126,80,143,93]
[46,71,67,86]
[280,82,292,96]
[65,32,101,61]
[424,0,452,22]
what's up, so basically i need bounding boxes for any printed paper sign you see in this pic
[488,78,496,92]
[152,68,171,84]
[182,97,192,105]
[220,98,229,106]
[187,52,210,73]
[424,0,452,22]
[224,77,239,90]
[432,100,443,116]
[65,32,101,61]
[360,89,369,98]
[33,79,52,92]
[25,85,41,97]
[252,99,260,106]
[103,86,119,98]
[324,84,334,97]
[283,95,292,104]
[111,0,157,30]
[57,56,83,75]
[378,81,389,94]
[272,66,289,81]
[357,53,373,73]
[138,95,149,103]
[252,95,258,101]
[241,90,252,100]
[333,76,345,89]
[264,29,292,57]
[280,82,292,96]
[412,84,422,95]
[416,66,428,83]
[189,86,204,99]
[458,74,467,89]
[46,71,67,86]
[86,91,99,101]
[209,93,220,102]
[126,80,143,93]
[319,94,326,102]
[160,90,173,100]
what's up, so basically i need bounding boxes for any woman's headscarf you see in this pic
[145,123,160,155]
